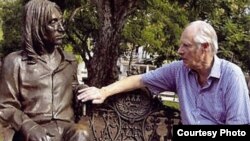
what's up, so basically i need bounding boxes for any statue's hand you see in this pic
[27,125,50,141]
[21,121,54,141]
[77,87,106,104]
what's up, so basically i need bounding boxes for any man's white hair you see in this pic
[188,20,218,54]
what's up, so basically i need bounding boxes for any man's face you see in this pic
[177,27,203,70]
[44,8,65,46]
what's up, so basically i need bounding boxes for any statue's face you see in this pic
[44,8,65,46]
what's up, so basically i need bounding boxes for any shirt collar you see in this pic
[209,55,221,79]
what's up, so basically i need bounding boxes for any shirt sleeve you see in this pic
[224,67,250,124]
[0,53,38,131]
[141,61,181,94]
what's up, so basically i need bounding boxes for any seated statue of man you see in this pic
[0,0,91,140]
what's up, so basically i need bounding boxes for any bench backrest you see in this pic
[79,88,181,141]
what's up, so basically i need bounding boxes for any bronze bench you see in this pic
[77,88,181,141]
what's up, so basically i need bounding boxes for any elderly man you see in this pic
[77,20,250,125]
[0,0,91,140]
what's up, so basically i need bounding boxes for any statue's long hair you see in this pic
[22,0,61,58]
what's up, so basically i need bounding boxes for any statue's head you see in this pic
[22,0,65,56]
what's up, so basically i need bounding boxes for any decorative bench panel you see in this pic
[79,88,181,141]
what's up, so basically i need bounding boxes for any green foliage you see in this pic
[51,0,82,11]
[0,0,249,72]
[63,0,98,62]
[64,44,74,52]
[212,1,250,71]
[0,0,22,57]
[122,0,189,65]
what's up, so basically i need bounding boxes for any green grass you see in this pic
[163,100,180,110]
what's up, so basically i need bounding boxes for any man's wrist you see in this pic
[100,87,109,98]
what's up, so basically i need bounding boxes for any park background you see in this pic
[0,0,249,140]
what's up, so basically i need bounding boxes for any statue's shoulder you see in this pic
[3,50,23,63]
[1,51,23,73]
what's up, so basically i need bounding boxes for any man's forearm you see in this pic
[100,75,145,98]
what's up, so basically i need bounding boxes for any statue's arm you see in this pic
[0,53,39,132]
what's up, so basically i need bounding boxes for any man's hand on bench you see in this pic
[77,87,107,104]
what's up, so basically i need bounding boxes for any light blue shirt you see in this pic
[142,56,250,125]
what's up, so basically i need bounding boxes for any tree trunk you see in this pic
[87,29,120,87]
[86,0,138,87]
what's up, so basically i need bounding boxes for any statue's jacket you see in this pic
[0,48,79,131]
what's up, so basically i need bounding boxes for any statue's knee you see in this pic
[65,124,92,141]
[75,125,91,139]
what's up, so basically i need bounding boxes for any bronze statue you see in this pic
[0,0,91,140]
